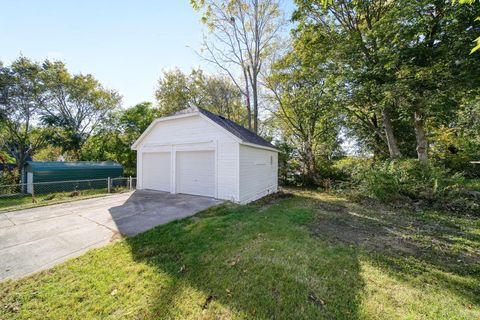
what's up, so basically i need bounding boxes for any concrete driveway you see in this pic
[0,190,222,281]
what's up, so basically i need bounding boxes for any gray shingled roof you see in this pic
[173,106,276,149]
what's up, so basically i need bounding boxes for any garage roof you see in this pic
[174,107,276,149]
[132,106,277,151]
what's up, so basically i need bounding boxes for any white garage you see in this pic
[131,106,278,204]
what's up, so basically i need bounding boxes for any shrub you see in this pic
[359,168,400,202]
[342,159,479,215]
[333,157,373,181]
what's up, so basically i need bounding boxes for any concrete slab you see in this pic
[0,190,222,281]
[0,214,14,228]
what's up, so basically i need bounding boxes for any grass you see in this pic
[0,189,479,319]
[464,179,480,191]
[0,187,130,213]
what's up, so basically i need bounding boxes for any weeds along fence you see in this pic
[0,177,136,212]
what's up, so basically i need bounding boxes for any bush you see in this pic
[342,159,479,215]
[0,168,19,186]
[333,157,373,181]
[359,168,400,202]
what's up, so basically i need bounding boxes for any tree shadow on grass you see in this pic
[126,194,365,319]
[306,193,480,307]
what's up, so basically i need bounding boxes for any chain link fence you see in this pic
[0,177,136,213]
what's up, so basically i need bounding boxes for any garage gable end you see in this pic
[132,113,240,149]
[132,107,277,151]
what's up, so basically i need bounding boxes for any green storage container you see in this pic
[24,161,123,194]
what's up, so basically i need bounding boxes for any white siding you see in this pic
[239,145,278,204]
[136,115,239,202]
[217,140,239,201]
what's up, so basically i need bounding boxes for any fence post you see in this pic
[107,177,111,193]
[129,176,132,190]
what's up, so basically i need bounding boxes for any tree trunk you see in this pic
[304,140,317,186]
[244,75,252,131]
[371,113,388,158]
[380,108,401,158]
[252,79,258,133]
[413,110,428,163]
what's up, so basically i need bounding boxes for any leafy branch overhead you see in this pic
[454,0,480,53]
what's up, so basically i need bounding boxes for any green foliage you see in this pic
[33,145,65,161]
[333,157,373,181]
[0,57,48,172]
[343,159,479,214]
[40,60,121,156]
[267,44,343,185]
[155,68,247,126]
[0,169,18,186]
[292,0,480,163]
[360,169,400,203]
[453,0,480,53]
[0,57,121,171]
[81,102,161,176]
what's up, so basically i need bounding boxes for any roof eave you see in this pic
[240,141,278,152]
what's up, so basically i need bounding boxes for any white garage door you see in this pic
[142,152,171,191]
[176,151,215,197]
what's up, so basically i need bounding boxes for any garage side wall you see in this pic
[136,116,240,202]
[239,145,278,204]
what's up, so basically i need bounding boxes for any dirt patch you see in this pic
[310,217,420,257]
[314,202,348,213]
[308,200,480,270]
[256,191,294,212]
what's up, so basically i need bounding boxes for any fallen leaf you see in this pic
[308,292,325,307]
[228,256,240,267]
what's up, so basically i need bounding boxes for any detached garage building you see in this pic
[131,107,278,204]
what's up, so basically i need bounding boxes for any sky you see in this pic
[1,0,295,108]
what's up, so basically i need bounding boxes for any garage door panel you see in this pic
[142,152,170,191]
[176,151,215,197]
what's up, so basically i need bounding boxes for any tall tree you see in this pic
[0,57,47,177]
[267,48,342,185]
[294,0,480,162]
[192,0,284,133]
[154,68,198,116]
[40,60,121,157]
[294,0,402,159]
[155,68,247,125]
[382,0,480,162]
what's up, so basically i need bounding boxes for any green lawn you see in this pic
[0,189,479,319]
[0,187,129,213]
